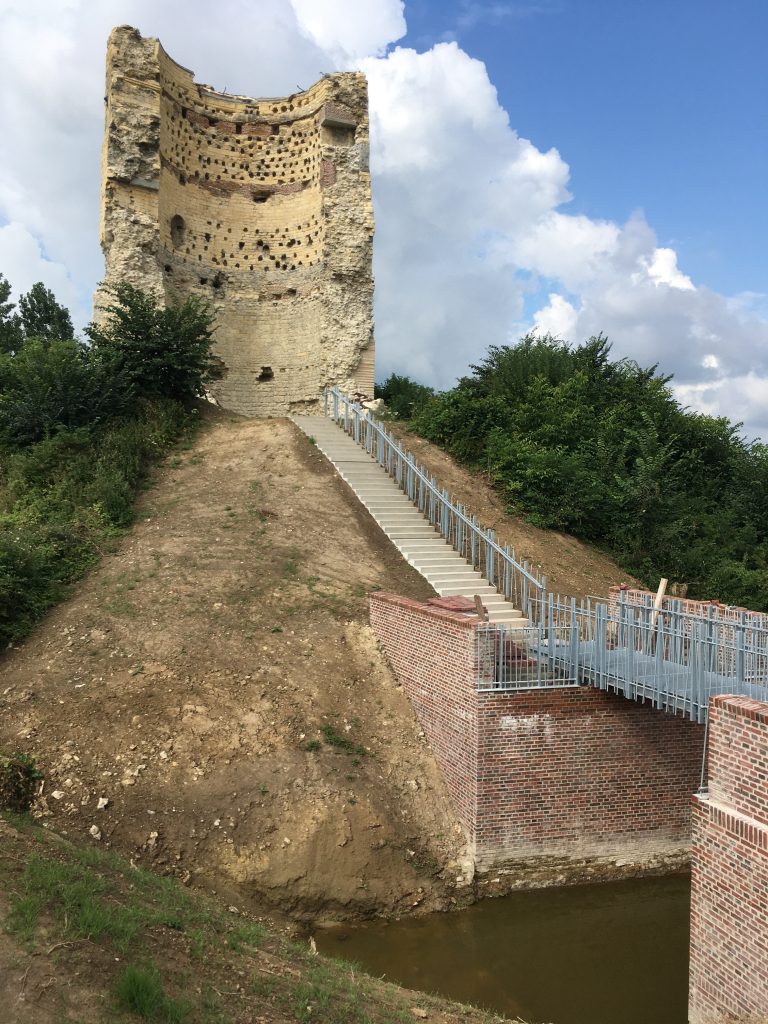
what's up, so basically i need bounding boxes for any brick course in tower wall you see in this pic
[370,592,705,874]
[689,696,768,1024]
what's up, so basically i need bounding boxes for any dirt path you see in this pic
[0,413,468,923]
[386,423,643,599]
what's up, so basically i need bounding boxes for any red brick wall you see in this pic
[689,696,768,1023]
[370,593,479,838]
[475,686,704,865]
[371,593,705,872]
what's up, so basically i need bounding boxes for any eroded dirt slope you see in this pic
[0,816,508,1024]
[0,414,467,923]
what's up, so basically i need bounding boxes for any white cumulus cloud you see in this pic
[0,1,766,436]
[289,0,405,60]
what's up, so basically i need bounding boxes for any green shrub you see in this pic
[375,373,434,419]
[0,752,42,812]
[0,400,195,645]
[0,339,128,445]
[409,333,768,608]
[18,281,75,343]
[88,283,216,403]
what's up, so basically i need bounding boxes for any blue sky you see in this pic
[403,0,768,298]
[1,0,767,434]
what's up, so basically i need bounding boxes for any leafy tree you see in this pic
[18,281,75,342]
[408,333,768,609]
[375,373,434,419]
[0,339,128,445]
[87,283,216,402]
[0,273,22,355]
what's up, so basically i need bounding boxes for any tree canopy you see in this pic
[382,334,768,609]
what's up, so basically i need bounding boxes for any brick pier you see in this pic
[689,696,768,1023]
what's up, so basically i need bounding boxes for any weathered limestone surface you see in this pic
[98,26,375,415]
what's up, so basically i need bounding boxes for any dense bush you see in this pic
[0,277,213,645]
[18,282,75,343]
[88,283,217,402]
[0,399,194,645]
[0,273,23,355]
[0,339,128,445]
[408,334,768,609]
[375,373,434,419]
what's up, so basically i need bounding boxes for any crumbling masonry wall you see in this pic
[98,26,375,415]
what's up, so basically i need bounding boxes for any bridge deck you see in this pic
[481,630,768,723]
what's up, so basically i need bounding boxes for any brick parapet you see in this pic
[689,695,768,1024]
[706,695,768,826]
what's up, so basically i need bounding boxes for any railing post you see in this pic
[736,614,746,691]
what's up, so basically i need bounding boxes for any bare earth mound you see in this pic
[0,413,468,922]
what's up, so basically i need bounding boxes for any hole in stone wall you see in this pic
[257,366,274,382]
[170,214,186,248]
[212,272,225,290]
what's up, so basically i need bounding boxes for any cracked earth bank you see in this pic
[0,412,470,923]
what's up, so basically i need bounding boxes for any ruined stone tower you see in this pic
[98,26,375,415]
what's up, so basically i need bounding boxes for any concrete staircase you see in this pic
[291,415,527,626]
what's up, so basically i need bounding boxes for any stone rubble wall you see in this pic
[98,26,374,416]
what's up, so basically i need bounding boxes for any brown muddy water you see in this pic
[316,874,690,1024]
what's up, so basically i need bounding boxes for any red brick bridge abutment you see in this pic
[370,592,705,879]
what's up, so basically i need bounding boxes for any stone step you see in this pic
[291,414,529,628]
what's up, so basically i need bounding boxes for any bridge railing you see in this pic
[479,592,768,721]
[476,622,581,691]
[323,386,546,615]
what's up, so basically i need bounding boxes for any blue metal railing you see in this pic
[477,592,768,723]
[323,386,546,615]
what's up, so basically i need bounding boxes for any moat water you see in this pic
[316,874,690,1024]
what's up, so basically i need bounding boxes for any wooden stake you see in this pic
[651,578,668,632]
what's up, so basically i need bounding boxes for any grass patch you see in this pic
[293,961,375,1024]
[226,920,265,953]
[0,398,197,646]
[321,723,366,757]
[114,962,189,1022]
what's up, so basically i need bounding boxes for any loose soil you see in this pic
[0,412,469,927]
[386,422,643,599]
